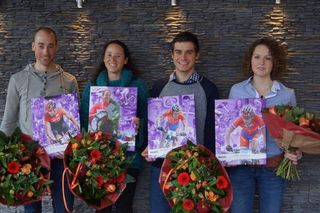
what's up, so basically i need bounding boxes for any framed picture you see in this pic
[148,95,196,158]
[215,98,267,166]
[31,93,80,157]
[89,86,137,151]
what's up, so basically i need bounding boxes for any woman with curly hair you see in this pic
[227,37,302,213]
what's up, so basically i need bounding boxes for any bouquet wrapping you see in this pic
[262,106,320,180]
[63,131,131,210]
[159,142,233,212]
[0,128,51,206]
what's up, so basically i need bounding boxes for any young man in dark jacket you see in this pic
[142,31,219,213]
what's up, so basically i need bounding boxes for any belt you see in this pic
[266,154,284,168]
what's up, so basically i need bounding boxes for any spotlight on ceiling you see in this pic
[76,0,84,8]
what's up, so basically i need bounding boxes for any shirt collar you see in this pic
[245,77,280,98]
[169,71,200,84]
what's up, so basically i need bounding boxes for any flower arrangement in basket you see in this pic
[262,105,320,180]
[0,128,51,206]
[159,141,233,213]
[63,131,131,210]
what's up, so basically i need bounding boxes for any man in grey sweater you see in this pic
[0,27,77,213]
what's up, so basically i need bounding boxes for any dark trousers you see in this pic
[96,168,139,213]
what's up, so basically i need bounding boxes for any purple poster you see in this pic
[31,93,80,157]
[215,98,267,166]
[89,86,137,151]
[148,95,196,158]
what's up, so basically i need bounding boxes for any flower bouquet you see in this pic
[262,105,320,180]
[63,131,131,210]
[0,128,51,206]
[159,141,233,213]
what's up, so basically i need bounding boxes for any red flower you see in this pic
[90,150,102,161]
[95,175,104,187]
[197,200,211,213]
[7,161,20,174]
[216,176,228,189]
[177,172,190,185]
[182,199,194,211]
[116,172,126,183]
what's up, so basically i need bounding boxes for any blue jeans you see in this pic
[24,159,74,213]
[227,166,285,213]
[150,166,170,213]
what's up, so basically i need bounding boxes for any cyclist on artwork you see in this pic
[157,104,187,148]
[44,100,79,143]
[225,105,265,154]
[89,89,120,135]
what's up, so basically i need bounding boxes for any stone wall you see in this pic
[0,0,319,212]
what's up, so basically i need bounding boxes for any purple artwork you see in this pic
[31,93,80,157]
[148,95,196,158]
[215,98,267,166]
[89,86,137,151]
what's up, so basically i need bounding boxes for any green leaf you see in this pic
[0,133,8,149]
[0,156,7,168]
[3,174,12,188]
[186,140,195,147]
[10,128,22,141]
[293,107,305,117]
[24,141,39,153]
[284,110,296,122]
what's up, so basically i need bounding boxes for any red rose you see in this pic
[95,175,104,187]
[182,199,194,211]
[216,176,228,189]
[177,172,190,185]
[116,172,126,183]
[197,200,211,213]
[7,161,20,174]
[90,150,102,161]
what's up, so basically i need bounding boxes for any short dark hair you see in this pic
[171,31,200,53]
[242,37,287,80]
[33,26,58,44]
